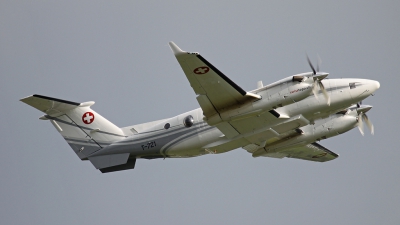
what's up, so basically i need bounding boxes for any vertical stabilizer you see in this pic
[21,94,127,160]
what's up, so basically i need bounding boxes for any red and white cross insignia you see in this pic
[82,112,95,124]
[193,66,210,75]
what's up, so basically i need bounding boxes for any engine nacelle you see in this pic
[264,112,358,151]
[217,76,314,122]
[253,75,314,110]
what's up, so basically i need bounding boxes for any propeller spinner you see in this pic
[307,55,330,105]
[356,104,374,136]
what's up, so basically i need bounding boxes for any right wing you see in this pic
[246,142,339,162]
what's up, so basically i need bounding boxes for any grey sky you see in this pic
[1,1,399,224]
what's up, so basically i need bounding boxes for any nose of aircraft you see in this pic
[349,79,380,101]
[369,80,380,94]
[373,80,380,90]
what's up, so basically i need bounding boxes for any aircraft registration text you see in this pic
[142,141,157,150]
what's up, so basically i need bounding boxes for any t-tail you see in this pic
[20,94,134,172]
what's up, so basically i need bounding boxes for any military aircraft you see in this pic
[20,42,380,173]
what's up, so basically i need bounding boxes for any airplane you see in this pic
[20,42,380,173]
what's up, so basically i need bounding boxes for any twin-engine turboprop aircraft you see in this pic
[21,42,380,173]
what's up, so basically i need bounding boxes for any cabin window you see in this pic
[164,123,170,129]
[183,115,194,128]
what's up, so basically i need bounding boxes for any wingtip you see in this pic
[20,94,34,102]
[168,41,185,55]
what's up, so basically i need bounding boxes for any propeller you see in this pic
[307,55,316,75]
[307,55,330,106]
[356,105,374,136]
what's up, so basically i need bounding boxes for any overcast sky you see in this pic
[1,1,399,224]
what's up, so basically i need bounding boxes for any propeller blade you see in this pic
[317,54,322,72]
[312,80,319,99]
[307,55,330,105]
[307,55,316,75]
[363,114,374,135]
[318,81,330,105]
[358,112,364,136]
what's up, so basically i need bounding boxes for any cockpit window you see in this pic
[349,83,356,89]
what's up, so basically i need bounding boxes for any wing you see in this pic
[169,42,261,138]
[247,142,339,162]
[169,42,260,113]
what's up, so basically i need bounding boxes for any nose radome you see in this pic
[374,81,380,90]
[369,80,380,92]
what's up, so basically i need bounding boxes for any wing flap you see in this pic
[196,95,218,118]
[215,122,240,139]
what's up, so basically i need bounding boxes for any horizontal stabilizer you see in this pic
[89,153,130,169]
[20,94,94,116]
[100,158,137,173]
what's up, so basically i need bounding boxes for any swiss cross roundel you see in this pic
[193,66,210,75]
[82,112,95,124]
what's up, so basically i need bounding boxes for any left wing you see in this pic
[169,42,261,138]
[247,142,339,162]
[169,42,260,114]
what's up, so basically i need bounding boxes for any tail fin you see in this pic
[20,94,127,160]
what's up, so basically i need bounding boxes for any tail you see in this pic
[20,94,127,160]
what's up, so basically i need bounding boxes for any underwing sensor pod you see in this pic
[21,42,380,173]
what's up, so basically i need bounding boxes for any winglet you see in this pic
[168,41,185,56]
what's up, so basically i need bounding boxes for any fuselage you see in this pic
[91,78,380,159]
